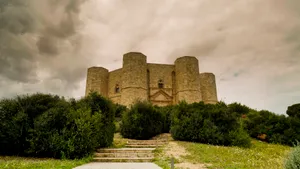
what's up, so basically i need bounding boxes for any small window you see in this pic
[115,84,120,93]
[158,79,164,88]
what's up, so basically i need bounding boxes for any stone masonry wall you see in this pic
[85,67,108,97]
[147,63,175,106]
[199,73,218,104]
[85,52,218,106]
[174,56,202,104]
[108,68,122,104]
[120,52,148,106]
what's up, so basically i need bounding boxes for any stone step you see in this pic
[125,144,163,148]
[97,148,155,153]
[93,157,154,162]
[127,140,167,145]
[94,152,154,158]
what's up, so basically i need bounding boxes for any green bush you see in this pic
[155,105,174,133]
[285,143,300,169]
[0,92,115,159]
[287,103,300,118]
[242,108,300,146]
[170,101,251,147]
[115,121,121,133]
[0,93,64,156]
[228,102,250,117]
[120,101,164,139]
[75,92,115,148]
[115,104,127,119]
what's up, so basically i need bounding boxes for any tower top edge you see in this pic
[123,52,146,56]
[200,72,215,76]
[175,56,198,61]
[88,66,108,71]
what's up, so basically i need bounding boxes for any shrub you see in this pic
[242,109,300,146]
[287,103,300,118]
[228,102,250,118]
[115,121,121,133]
[155,105,174,133]
[115,104,127,119]
[228,126,252,148]
[120,101,164,139]
[284,143,300,169]
[0,92,115,159]
[0,93,64,156]
[170,101,251,147]
[75,92,115,148]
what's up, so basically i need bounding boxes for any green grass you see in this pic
[0,156,92,169]
[110,133,128,148]
[153,147,171,169]
[178,139,291,169]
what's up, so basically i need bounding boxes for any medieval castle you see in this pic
[85,52,218,107]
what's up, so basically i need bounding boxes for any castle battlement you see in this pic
[85,52,218,107]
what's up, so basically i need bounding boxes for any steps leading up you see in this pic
[94,148,155,162]
[125,139,167,148]
[96,148,155,153]
[93,157,154,162]
[93,137,168,162]
[127,140,168,145]
[125,144,162,148]
[94,152,154,158]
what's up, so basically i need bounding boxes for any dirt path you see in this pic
[164,141,208,169]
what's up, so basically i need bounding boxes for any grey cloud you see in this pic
[1,0,300,115]
[0,0,88,87]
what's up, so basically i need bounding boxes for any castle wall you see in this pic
[85,52,218,106]
[120,52,148,106]
[147,64,174,106]
[175,56,202,104]
[85,67,108,97]
[108,68,122,104]
[200,73,218,104]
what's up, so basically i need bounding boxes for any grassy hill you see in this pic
[155,138,291,169]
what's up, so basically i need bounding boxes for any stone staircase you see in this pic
[93,139,167,162]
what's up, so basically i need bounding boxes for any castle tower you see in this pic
[85,67,109,97]
[120,52,148,106]
[174,56,202,104]
[200,73,218,104]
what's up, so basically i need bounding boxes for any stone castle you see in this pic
[85,52,218,107]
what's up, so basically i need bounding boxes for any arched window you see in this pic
[158,79,164,89]
[115,84,120,93]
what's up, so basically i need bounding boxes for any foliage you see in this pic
[75,92,115,148]
[155,105,174,133]
[243,108,300,146]
[115,104,127,119]
[0,92,115,159]
[0,156,92,169]
[228,102,250,117]
[120,101,164,139]
[284,143,300,169]
[287,103,300,118]
[179,139,291,169]
[170,101,251,147]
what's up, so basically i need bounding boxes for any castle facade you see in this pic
[85,52,218,107]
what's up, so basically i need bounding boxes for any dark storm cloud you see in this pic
[0,0,88,85]
[1,0,299,115]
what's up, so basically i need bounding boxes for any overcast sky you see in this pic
[0,0,299,114]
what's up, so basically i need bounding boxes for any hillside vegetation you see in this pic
[0,92,115,159]
[179,139,291,169]
[1,92,299,168]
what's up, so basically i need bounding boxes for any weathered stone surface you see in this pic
[108,68,122,104]
[85,52,218,107]
[85,67,108,97]
[200,73,218,104]
[175,56,202,104]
